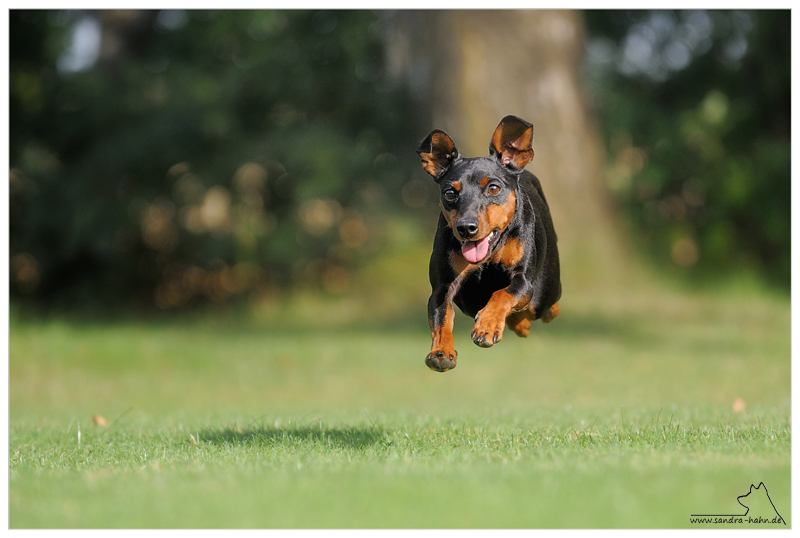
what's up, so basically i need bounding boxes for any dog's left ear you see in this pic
[416,130,459,181]
[489,115,534,169]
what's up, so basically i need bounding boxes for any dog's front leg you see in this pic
[426,282,461,372]
[471,275,531,348]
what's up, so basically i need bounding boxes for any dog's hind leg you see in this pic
[541,302,559,323]
[507,300,559,336]
[506,306,536,337]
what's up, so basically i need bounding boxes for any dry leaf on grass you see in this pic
[92,414,109,427]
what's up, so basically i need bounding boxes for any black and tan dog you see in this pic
[416,115,561,372]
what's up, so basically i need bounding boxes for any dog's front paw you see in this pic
[426,349,457,372]
[471,312,505,348]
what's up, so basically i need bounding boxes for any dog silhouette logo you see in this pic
[736,482,784,523]
[690,482,785,525]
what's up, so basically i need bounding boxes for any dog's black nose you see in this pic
[456,219,479,239]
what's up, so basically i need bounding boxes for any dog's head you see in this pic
[416,115,534,264]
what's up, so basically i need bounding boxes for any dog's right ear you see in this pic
[490,115,534,170]
[416,130,459,181]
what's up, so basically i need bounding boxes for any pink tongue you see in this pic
[461,235,491,264]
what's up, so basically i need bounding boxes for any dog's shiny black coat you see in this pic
[416,115,561,372]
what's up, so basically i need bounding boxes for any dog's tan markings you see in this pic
[479,177,490,188]
[490,236,524,267]
[451,181,461,192]
[491,118,534,169]
[430,305,456,358]
[429,295,457,370]
[471,288,516,347]
[449,250,471,276]
[421,160,436,177]
[506,311,532,337]
[431,131,455,152]
[428,266,478,371]
[505,297,537,336]
[473,288,537,346]
[542,302,559,323]
[419,132,457,177]
[480,191,516,237]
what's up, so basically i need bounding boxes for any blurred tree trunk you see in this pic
[386,10,627,289]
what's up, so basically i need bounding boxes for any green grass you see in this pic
[9,282,791,528]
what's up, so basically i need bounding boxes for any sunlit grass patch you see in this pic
[9,283,790,528]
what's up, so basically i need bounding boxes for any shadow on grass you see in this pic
[201,425,386,450]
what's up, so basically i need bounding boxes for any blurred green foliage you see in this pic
[584,10,790,287]
[10,10,424,309]
[10,10,791,312]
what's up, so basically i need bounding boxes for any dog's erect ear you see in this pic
[489,115,534,169]
[416,130,459,180]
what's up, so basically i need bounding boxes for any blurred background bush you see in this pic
[585,10,790,286]
[9,10,790,312]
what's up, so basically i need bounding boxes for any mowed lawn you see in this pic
[8,284,790,528]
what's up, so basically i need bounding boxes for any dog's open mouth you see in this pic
[461,229,499,264]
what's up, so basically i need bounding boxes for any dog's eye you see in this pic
[487,184,502,196]
[443,188,457,202]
